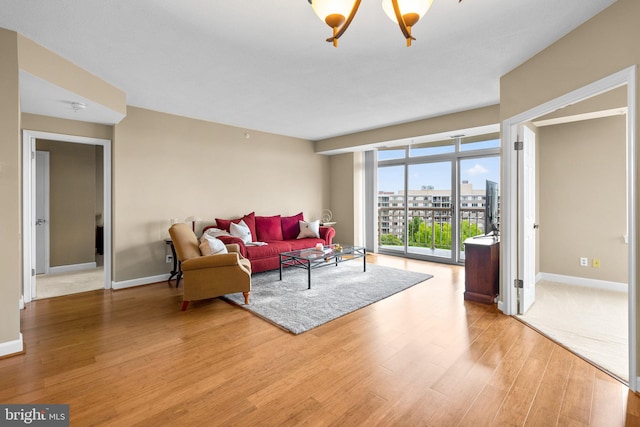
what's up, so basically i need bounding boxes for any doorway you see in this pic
[501,66,637,390]
[22,130,112,304]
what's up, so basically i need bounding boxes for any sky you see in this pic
[378,156,500,193]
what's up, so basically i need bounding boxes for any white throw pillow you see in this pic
[200,235,228,256]
[297,220,320,239]
[203,227,231,239]
[230,220,252,244]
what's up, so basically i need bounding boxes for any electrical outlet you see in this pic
[593,259,600,268]
[580,257,588,267]
[166,254,173,264]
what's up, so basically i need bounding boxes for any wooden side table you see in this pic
[164,239,182,287]
[463,237,499,304]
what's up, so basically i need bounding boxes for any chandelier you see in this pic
[308,0,457,47]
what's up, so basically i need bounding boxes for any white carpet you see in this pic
[35,267,105,299]
[517,280,628,382]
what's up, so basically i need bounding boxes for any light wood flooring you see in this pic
[1,254,638,426]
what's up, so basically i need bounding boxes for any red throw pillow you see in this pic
[281,212,304,240]
[255,215,283,241]
[215,212,256,241]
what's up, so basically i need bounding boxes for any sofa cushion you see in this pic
[287,238,325,251]
[255,215,283,242]
[215,212,256,241]
[230,220,252,244]
[281,212,304,240]
[298,220,320,238]
[246,241,292,260]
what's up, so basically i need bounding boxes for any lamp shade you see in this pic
[382,0,433,24]
[310,0,355,26]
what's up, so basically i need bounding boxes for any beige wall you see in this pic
[36,139,97,267]
[329,152,363,246]
[538,115,627,283]
[112,107,330,282]
[0,29,22,352]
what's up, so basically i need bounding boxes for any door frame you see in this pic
[405,159,458,263]
[22,130,112,303]
[500,65,637,390]
[35,150,50,279]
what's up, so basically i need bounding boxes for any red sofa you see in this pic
[204,212,335,274]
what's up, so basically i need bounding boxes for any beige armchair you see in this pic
[168,223,251,310]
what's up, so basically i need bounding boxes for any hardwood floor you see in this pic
[2,254,638,426]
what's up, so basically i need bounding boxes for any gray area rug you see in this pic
[223,263,432,334]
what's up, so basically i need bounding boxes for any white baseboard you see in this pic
[0,333,23,358]
[49,262,97,274]
[19,295,24,310]
[538,272,627,293]
[112,274,171,290]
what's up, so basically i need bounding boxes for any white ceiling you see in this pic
[0,0,617,141]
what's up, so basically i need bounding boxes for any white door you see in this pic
[35,151,50,275]
[518,126,537,314]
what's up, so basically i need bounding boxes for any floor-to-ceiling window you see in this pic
[376,134,500,264]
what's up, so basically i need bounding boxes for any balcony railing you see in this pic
[378,206,486,251]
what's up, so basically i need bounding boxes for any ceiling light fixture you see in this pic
[382,0,434,47]
[308,0,458,47]
[308,0,361,47]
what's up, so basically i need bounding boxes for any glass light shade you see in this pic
[382,0,433,24]
[310,0,355,25]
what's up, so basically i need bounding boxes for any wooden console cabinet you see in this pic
[463,237,499,304]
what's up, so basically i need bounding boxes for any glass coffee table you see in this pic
[279,244,366,289]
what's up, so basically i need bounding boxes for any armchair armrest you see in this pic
[181,253,242,271]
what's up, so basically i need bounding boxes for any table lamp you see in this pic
[184,216,201,232]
